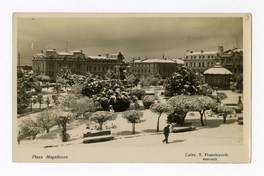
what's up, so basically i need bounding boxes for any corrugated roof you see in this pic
[204,66,232,75]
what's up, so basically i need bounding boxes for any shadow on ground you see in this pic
[37,127,61,140]
[185,118,237,129]
[168,139,186,144]
[142,129,157,133]
[113,131,140,136]
[37,118,87,140]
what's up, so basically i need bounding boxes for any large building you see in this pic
[32,49,124,79]
[183,46,223,73]
[184,46,243,75]
[131,58,184,78]
[219,48,243,75]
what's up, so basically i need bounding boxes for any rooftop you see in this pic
[134,58,183,64]
[204,64,233,75]
[185,51,218,56]
[88,55,118,60]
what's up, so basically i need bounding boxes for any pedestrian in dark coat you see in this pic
[162,124,170,144]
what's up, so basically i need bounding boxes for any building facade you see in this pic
[184,46,243,75]
[219,48,243,75]
[32,49,123,79]
[131,58,184,78]
[183,46,223,73]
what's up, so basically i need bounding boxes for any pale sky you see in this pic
[17,16,243,66]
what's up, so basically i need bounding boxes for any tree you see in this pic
[58,94,95,118]
[69,83,83,96]
[17,87,32,113]
[54,110,74,142]
[150,103,173,132]
[191,96,217,126]
[88,111,117,131]
[164,65,207,97]
[36,109,56,133]
[213,105,234,123]
[46,97,51,108]
[122,110,144,134]
[105,69,114,80]
[56,67,74,86]
[52,94,59,105]
[37,94,43,109]
[167,95,217,126]
[19,118,41,140]
[129,89,146,100]
[37,74,51,83]
[142,95,156,109]
[17,70,37,113]
[73,97,95,118]
[82,79,131,112]
[125,73,136,86]
[167,95,194,125]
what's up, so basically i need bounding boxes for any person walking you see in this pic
[162,124,170,144]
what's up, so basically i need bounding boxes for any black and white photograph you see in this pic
[13,13,251,163]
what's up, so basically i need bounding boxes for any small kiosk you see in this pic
[204,63,232,89]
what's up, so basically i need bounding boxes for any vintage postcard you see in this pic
[13,13,251,163]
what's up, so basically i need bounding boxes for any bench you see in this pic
[83,135,114,144]
[83,130,111,138]
[171,126,196,133]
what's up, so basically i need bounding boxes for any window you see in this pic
[186,56,188,59]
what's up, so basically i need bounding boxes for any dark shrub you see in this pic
[142,95,156,109]
[82,79,131,112]
[167,113,185,125]
[129,89,146,100]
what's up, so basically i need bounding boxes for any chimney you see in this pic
[201,50,204,53]
[106,53,109,58]
[98,54,101,57]
[80,50,83,53]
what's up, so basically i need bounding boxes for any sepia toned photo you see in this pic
[13,13,251,163]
